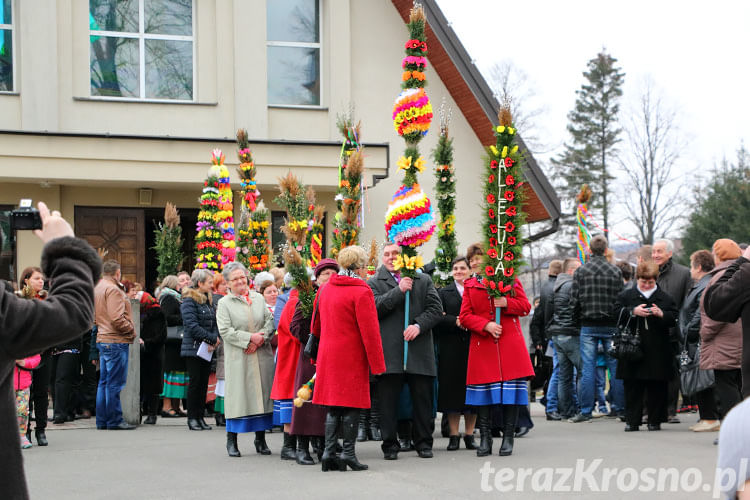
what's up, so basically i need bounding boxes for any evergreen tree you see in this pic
[552,51,625,247]
[681,146,750,259]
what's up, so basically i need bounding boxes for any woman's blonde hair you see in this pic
[337,245,367,270]
[160,275,180,290]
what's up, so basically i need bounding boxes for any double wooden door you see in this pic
[75,207,145,285]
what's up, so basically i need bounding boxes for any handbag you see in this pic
[608,310,644,362]
[679,337,715,395]
[303,332,319,360]
[166,325,184,341]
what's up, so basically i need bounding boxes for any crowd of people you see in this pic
[10,231,750,479]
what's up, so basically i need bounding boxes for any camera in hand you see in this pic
[11,199,43,231]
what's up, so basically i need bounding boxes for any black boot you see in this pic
[340,408,368,471]
[280,432,297,460]
[35,429,48,447]
[477,406,492,457]
[188,418,203,431]
[321,409,344,472]
[215,413,225,427]
[199,417,212,430]
[464,433,477,450]
[369,400,382,441]
[296,435,315,465]
[226,432,241,457]
[254,431,271,455]
[357,409,369,442]
[447,435,460,451]
[499,405,518,456]
[312,435,325,462]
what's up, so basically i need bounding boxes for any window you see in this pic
[0,206,15,284]
[0,0,13,92]
[267,0,321,106]
[89,0,194,101]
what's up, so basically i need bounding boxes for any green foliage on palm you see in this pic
[153,202,184,281]
[432,118,457,287]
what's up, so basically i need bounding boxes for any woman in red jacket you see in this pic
[312,246,386,472]
[459,276,533,457]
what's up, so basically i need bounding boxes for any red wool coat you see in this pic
[270,289,300,400]
[459,277,534,385]
[312,274,386,408]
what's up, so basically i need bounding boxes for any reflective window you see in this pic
[0,0,13,92]
[267,0,321,106]
[89,0,194,100]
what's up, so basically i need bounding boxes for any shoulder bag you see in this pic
[608,309,644,362]
[679,334,715,396]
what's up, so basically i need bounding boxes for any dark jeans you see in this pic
[378,373,434,454]
[185,356,211,420]
[29,352,52,430]
[52,352,80,420]
[96,343,130,428]
[623,379,668,427]
[553,335,581,417]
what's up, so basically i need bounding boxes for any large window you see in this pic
[0,0,13,92]
[89,0,194,101]
[0,206,15,284]
[267,0,321,106]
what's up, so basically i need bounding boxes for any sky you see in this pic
[435,0,750,242]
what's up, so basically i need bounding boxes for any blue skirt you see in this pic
[273,399,293,425]
[226,413,273,433]
[465,380,529,406]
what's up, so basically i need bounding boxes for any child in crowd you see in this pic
[14,354,41,448]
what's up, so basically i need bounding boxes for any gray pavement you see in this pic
[23,404,720,500]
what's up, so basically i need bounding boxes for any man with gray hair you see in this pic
[652,239,692,422]
[569,235,624,423]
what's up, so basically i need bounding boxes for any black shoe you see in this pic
[35,430,48,446]
[476,406,493,457]
[515,427,530,438]
[340,409,368,470]
[464,434,477,450]
[398,438,414,452]
[321,410,344,471]
[417,449,433,459]
[296,436,315,465]
[369,425,382,441]
[447,435,460,451]
[226,432,241,457]
[546,411,562,421]
[383,450,398,460]
[199,418,212,430]
[109,422,136,430]
[143,415,157,425]
[624,424,640,432]
[53,415,66,425]
[648,423,661,431]
[254,431,271,455]
[568,413,592,423]
[215,414,226,427]
[280,432,297,460]
[188,419,203,431]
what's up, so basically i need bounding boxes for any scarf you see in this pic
[339,269,364,281]
[159,286,182,303]
[637,284,657,300]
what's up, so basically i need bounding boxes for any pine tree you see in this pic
[153,202,184,281]
[552,51,624,247]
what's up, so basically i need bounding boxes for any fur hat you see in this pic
[713,238,741,263]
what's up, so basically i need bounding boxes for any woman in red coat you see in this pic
[459,276,533,457]
[312,246,386,472]
[270,287,300,460]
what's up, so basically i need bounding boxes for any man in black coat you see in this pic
[0,202,101,500]
[652,239,693,420]
[704,246,750,398]
[368,242,443,460]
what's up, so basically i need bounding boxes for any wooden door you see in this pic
[75,207,145,285]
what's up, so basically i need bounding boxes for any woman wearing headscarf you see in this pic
[288,258,339,465]
[312,246,386,471]
[217,262,275,457]
[158,275,188,418]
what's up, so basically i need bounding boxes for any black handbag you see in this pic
[166,325,184,341]
[303,333,319,360]
[609,310,644,362]
[679,337,715,396]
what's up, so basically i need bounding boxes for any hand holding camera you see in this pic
[32,201,74,243]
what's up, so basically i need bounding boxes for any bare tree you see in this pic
[620,79,685,244]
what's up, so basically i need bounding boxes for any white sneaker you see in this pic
[692,420,720,432]
[688,420,704,431]
[592,409,608,418]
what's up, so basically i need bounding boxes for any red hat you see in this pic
[314,258,339,278]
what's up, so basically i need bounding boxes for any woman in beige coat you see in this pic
[217,261,275,458]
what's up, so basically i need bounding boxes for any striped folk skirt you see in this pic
[465,379,529,406]
[226,413,273,434]
[273,399,293,425]
[161,371,189,399]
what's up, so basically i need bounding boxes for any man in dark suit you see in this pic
[368,242,443,460]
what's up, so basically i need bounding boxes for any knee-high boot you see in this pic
[340,408,368,471]
[280,432,297,460]
[476,405,492,457]
[357,408,369,442]
[226,432,241,457]
[500,405,519,456]
[369,393,382,441]
[321,408,344,472]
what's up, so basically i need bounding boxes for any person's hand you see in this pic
[484,321,502,338]
[649,304,663,318]
[215,337,221,346]
[138,338,145,345]
[244,343,258,354]
[16,359,25,367]
[250,332,264,345]
[91,359,99,369]
[455,317,462,328]
[207,344,216,353]
[398,277,413,293]
[744,245,750,260]
[493,297,508,308]
[633,304,650,317]
[33,201,74,243]
[403,324,420,341]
